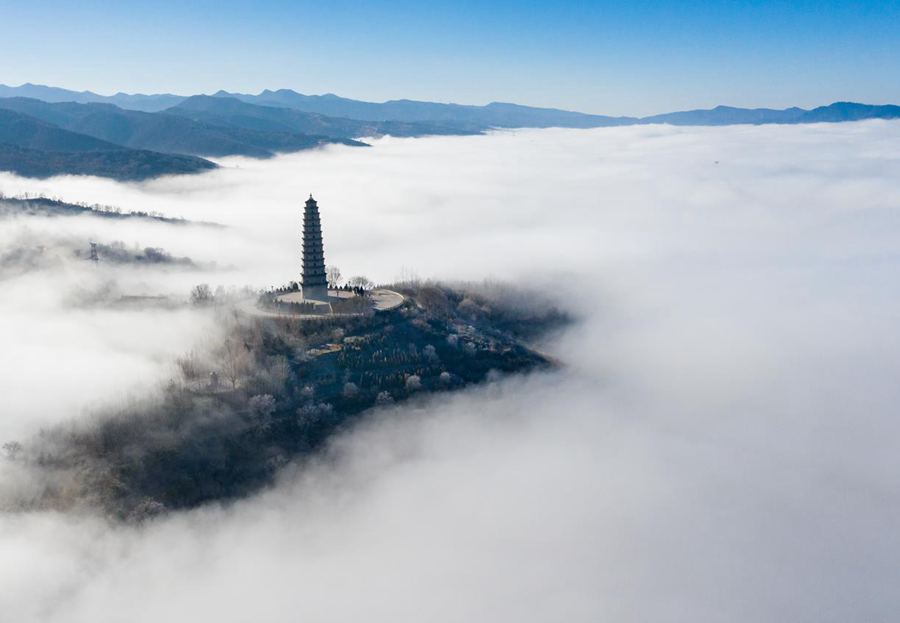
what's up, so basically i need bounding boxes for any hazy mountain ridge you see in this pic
[0,143,216,181]
[0,194,215,225]
[640,105,808,125]
[0,108,216,180]
[0,83,183,112]
[641,102,900,125]
[219,89,635,128]
[0,108,127,152]
[5,83,898,129]
[168,95,483,138]
[0,98,363,159]
[801,101,900,122]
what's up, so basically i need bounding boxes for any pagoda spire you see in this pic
[301,194,328,301]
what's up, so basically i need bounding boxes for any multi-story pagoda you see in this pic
[301,194,328,301]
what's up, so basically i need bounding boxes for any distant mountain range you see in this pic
[1,82,899,180]
[641,103,900,125]
[4,83,900,128]
[213,89,635,128]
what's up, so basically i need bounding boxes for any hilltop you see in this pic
[6,281,567,519]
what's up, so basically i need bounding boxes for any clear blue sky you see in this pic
[0,0,897,116]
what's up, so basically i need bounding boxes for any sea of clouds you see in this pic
[1,121,899,621]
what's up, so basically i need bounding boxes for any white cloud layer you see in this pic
[1,121,899,621]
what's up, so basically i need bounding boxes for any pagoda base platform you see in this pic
[258,289,405,317]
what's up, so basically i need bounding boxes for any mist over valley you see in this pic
[0,121,898,620]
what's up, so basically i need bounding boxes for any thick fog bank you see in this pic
[2,122,900,621]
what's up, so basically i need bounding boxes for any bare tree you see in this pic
[326,266,343,289]
[267,355,291,390]
[2,441,22,460]
[348,275,374,290]
[176,350,203,380]
[395,266,420,286]
[221,338,251,389]
[190,284,213,306]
